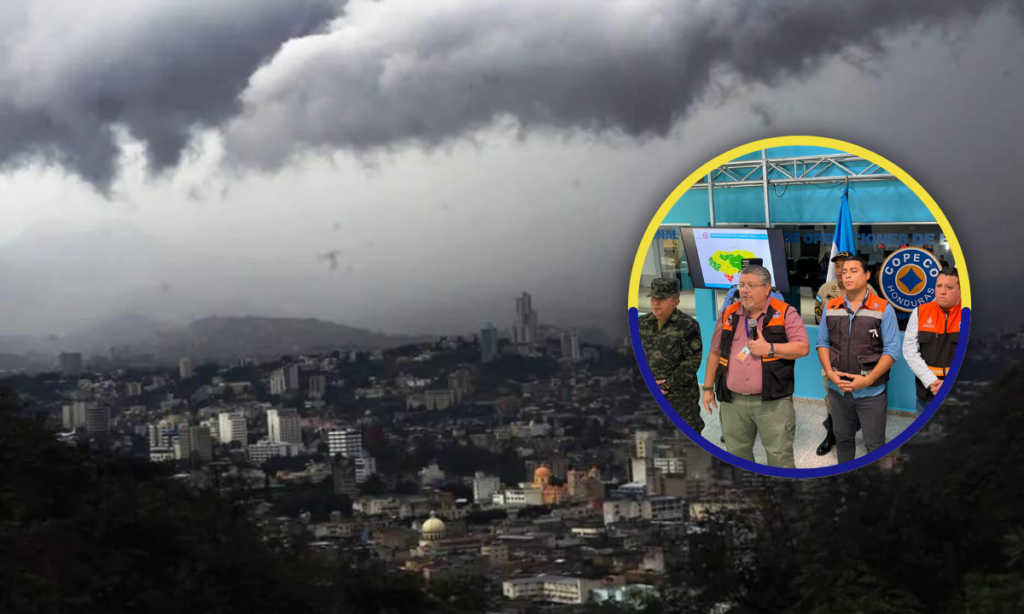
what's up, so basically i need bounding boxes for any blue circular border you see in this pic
[629,306,970,478]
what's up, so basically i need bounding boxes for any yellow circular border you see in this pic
[628,136,970,311]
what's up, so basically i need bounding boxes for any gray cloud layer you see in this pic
[0,1,1022,343]
[0,0,1019,186]
[0,0,337,188]
[218,0,1021,169]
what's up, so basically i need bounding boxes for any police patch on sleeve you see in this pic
[689,338,702,351]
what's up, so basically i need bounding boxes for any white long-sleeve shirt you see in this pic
[902,308,938,388]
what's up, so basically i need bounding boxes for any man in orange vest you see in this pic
[816,255,900,464]
[902,267,962,413]
[702,265,810,468]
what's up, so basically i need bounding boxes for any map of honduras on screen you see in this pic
[691,228,775,290]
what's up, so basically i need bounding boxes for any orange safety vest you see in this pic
[915,300,962,403]
[714,297,795,403]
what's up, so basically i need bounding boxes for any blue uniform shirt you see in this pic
[815,293,900,398]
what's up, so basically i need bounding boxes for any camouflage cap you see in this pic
[647,277,681,299]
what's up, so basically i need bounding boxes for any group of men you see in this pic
[638,251,962,468]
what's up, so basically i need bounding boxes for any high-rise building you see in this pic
[62,401,92,430]
[247,440,301,465]
[148,424,168,449]
[514,292,538,350]
[286,364,300,390]
[473,472,501,503]
[148,418,182,449]
[332,456,357,496]
[267,408,301,444]
[560,331,580,363]
[217,412,248,445]
[85,406,111,434]
[270,370,287,395]
[354,456,377,483]
[61,405,74,430]
[635,431,656,459]
[179,358,193,380]
[481,324,499,363]
[308,374,326,399]
[58,353,83,377]
[125,382,143,397]
[328,428,362,458]
[448,369,472,402]
[176,425,213,463]
[631,457,653,485]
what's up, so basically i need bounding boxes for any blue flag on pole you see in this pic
[827,180,857,283]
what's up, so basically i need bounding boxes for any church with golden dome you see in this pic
[418,511,447,546]
[407,510,492,573]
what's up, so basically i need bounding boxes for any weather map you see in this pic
[709,250,756,282]
[690,229,776,289]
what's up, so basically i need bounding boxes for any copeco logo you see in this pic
[702,232,710,239]
[878,247,940,312]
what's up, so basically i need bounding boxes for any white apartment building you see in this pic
[642,496,686,522]
[327,428,362,458]
[473,472,501,503]
[248,440,302,465]
[218,411,248,445]
[501,488,544,508]
[270,370,287,395]
[502,576,597,605]
[653,456,685,475]
[267,408,302,444]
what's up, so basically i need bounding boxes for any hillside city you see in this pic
[0,292,999,612]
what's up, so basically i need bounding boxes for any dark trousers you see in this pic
[828,388,888,463]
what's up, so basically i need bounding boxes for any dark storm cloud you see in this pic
[0,0,1018,185]
[223,0,1021,168]
[0,0,338,189]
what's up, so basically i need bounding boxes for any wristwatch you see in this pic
[768,343,775,358]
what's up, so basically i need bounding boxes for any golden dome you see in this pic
[421,512,447,535]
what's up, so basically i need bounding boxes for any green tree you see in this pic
[358,473,387,496]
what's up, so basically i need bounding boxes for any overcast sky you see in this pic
[0,0,1020,339]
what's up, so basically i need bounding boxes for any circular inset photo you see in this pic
[628,136,970,478]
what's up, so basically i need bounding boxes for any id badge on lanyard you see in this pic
[736,315,762,362]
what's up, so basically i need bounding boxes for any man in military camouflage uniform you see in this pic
[813,251,878,455]
[638,277,705,434]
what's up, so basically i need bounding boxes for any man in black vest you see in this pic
[816,255,900,463]
[701,265,810,468]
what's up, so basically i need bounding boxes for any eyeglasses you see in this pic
[737,283,766,291]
